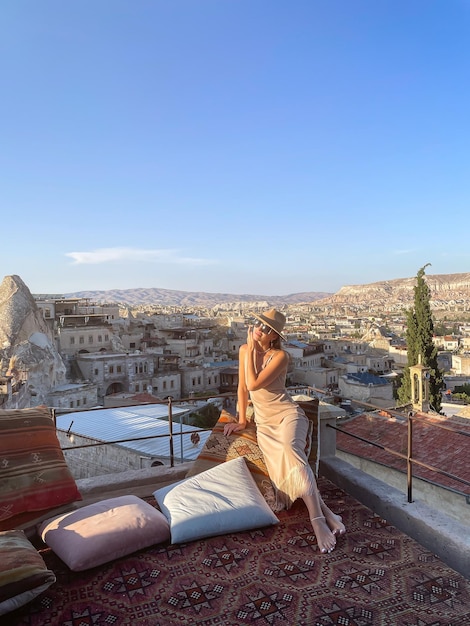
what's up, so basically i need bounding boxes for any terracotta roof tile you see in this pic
[336,412,470,494]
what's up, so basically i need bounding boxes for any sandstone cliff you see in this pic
[0,275,66,407]
[317,272,470,311]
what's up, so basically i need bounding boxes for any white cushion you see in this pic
[38,495,170,571]
[153,456,279,544]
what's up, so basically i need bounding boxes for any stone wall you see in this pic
[56,430,157,480]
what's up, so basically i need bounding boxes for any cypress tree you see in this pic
[397,264,444,412]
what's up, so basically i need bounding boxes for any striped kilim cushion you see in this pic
[0,406,82,529]
[0,529,56,615]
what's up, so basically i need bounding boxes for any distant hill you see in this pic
[64,287,332,307]
[315,272,470,311]
[61,271,470,310]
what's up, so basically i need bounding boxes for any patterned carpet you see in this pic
[9,477,470,626]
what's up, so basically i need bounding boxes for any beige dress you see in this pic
[249,351,316,510]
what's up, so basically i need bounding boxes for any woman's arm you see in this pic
[223,344,248,435]
[244,327,288,391]
[245,349,287,391]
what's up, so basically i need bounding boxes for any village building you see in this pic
[338,371,394,407]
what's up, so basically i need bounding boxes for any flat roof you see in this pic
[56,403,211,463]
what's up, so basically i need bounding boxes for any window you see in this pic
[79,336,84,344]
[117,365,122,373]
[88,336,93,344]
[94,368,98,375]
[130,342,136,349]
[70,337,75,345]
[109,365,114,374]
[170,380,174,388]
[105,334,109,341]
[163,381,167,390]
[98,335,102,342]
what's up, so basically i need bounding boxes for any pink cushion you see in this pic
[38,495,170,571]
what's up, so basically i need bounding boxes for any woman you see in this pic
[224,308,345,554]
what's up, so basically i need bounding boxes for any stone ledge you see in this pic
[19,462,193,537]
[76,462,193,502]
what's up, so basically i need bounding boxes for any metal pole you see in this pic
[180,412,183,462]
[407,411,413,503]
[168,397,174,467]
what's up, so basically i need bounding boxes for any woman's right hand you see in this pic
[223,421,247,436]
[246,325,255,349]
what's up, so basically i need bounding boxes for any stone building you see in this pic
[76,352,157,403]
[180,363,221,398]
[452,353,470,376]
[338,371,394,408]
[46,382,98,410]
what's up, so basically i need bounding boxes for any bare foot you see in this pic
[323,510,346,537]
[320,500,346,536]
[310,516,336,554]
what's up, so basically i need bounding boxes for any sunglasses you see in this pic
[253,320,273,334]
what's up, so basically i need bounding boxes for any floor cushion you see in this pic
[0,529,56,616]
[0,406,82,530]
[185,409,279,510]
[38,495,170,572]
[154,456,279,544]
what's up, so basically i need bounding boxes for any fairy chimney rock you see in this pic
[0,274,66,406]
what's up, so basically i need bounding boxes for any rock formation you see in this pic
[0,275,66,407]
[316,273,470,312]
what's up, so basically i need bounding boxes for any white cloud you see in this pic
[393,249,415,256]
[65,247,215,266]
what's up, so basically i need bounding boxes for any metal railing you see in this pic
[52,393,235,467]
[52,386,470,503]
[327,398,470,503]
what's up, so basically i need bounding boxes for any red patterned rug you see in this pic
[9,477,470,626]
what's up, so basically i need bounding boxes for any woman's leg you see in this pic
[302,491,337,554]
[320,496,346,536]
[257,413,343,551]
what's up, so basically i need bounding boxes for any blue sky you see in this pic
[2,1,469,297]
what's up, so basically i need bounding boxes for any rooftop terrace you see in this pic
[4,398,470,624]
